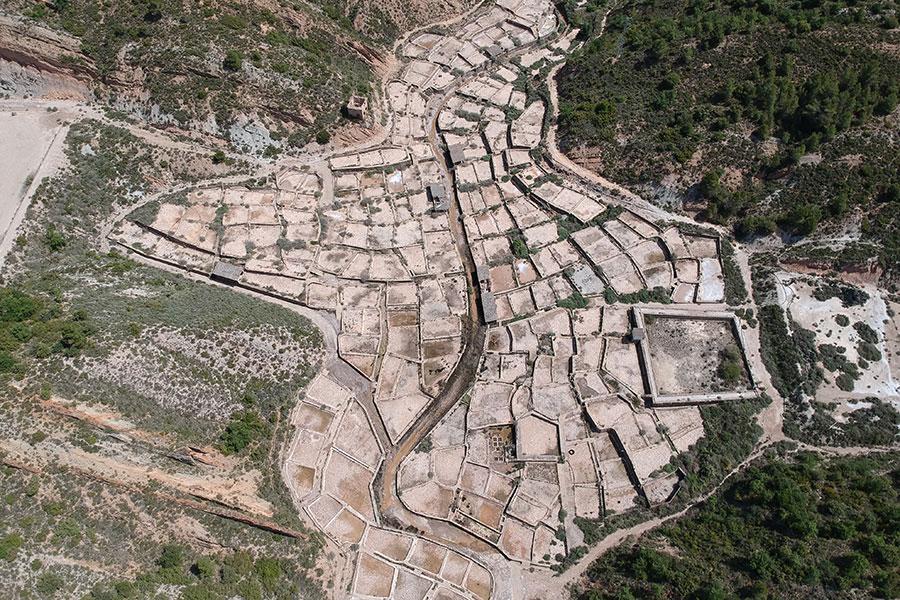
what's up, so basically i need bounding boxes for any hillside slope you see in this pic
[556,0,900,282]
[1,0,477,151]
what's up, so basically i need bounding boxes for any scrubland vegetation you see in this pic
[1,120,321,511]
[575,451,900,600]
[557,0,900,279]
[0,114,327,598]
[12,0,374,148]
[0,464,326,598]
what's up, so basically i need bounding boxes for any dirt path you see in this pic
[534,443,773,599]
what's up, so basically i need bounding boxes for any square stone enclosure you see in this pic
[633,308,756,405]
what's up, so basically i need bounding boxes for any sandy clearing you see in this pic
[0,107,68,265]
[780,273,899,402]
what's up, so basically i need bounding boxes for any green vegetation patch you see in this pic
[0,287,92,375]
[574,452,900,600]
[556,0,900,279]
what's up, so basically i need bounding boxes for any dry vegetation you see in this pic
[0,118,328,597]
[4,0,478,151]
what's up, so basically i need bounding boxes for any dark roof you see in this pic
[427,183,447,199]
[448,144,466,165]
[427,183,449,212]
[211,261,244,283]
[480,290,498,323]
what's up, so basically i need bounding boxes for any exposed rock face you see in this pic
[0,58,91,100]
[0,15,96,81]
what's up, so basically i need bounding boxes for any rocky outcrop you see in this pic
[0,15,97,81]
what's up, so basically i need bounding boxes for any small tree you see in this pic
[157,544,185,570]
[223,50,243,71]
[44,225,66,251]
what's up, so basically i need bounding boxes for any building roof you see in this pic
[569,264,604,296]
[631,327,645,341]
[427,183,449,211]
[211,261,244,283]
[448,144,466,165]
[347,94,367,109]
[480,290,498,323]
[476,263,490,283]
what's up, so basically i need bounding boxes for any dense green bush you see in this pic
[814,283,869,307]
[557,291,588,310]
[576,453,900,600]
[556,0,900,270]
[0,534,24,561]
[83,546,308,600]
[0,286,93,373]
[757,304,821,399]
[716,344,743,384]
[853,321,879,344]
[222,49,243,71]
[218,410,269,455]
[857,341,882,362]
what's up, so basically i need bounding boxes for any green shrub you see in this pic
[835,373,855,391]
[157,544,186,570]
[616,287,672,304]
[857,341,882,362]
[36,572,64,595]
[44,225,66,251]
[0,351,19,373]
[781,203,822,236]
[222,50,243,71]
[218,410,268,454]
[510,232,530,259]
[853,321,879,344]
[721,239,748,305]
[758,304,821,399]
[557,291,588,310]
[717,344,743,384]
[193,557,218,579]
[0,289,43,322]
[0,534,23,561]
[814,284,869,307]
